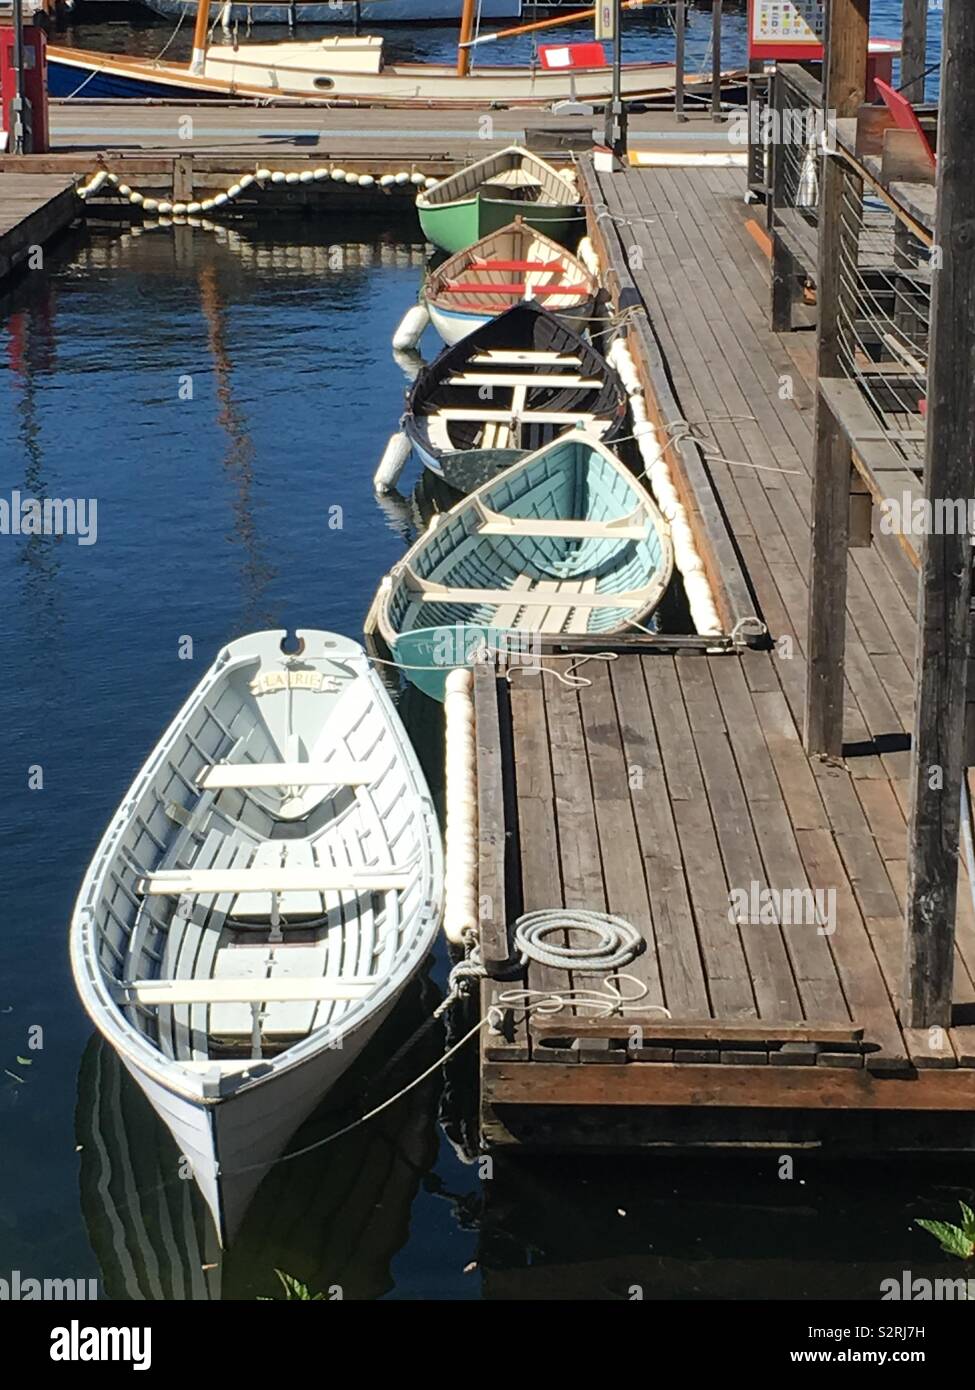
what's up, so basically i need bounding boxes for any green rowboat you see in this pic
[416,145,582,255]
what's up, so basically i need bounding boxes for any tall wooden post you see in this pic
[901,0,929,104]
[675,0,686,122]
[803,0,870,757]
[711,0,723,120]
[904,0,975,1028]
[190,0,211,76]
[457,0,477,77]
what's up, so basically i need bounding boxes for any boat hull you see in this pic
[418,196,581,256]
[47,45,722,107]
[120,984,401,1243]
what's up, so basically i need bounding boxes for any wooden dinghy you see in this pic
[403,300,627,494]
[372,431,673,700]
[70,629,443,1246]
[416,146,582,255]
[424,220,599,347]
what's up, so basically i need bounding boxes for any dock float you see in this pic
[0,172,78,283]
[473,143,975,1155]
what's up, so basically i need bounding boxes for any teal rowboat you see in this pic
[416,146,582,255]
[372,431,674,700]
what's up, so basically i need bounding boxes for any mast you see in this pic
[457,0,477,77]
[190,0,211,77]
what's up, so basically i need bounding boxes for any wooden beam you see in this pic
[900,0,929,105]
[803,0,870,757]
[904,0,975,1028]
[769,69,799,331]
[483,1061,975,1110]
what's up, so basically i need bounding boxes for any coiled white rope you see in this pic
[513,909,643,973]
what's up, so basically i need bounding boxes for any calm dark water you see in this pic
[0,5,968,1302]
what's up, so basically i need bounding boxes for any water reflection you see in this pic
[479,1152,975,1300]
[75,974,442,1300]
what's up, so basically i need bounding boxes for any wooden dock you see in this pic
[0,172,78,283]
[474,152,975,1153]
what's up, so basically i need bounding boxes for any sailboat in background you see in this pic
[48,0,738,107]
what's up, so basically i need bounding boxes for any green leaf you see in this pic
[15,1056,31,1066]
[958,1202,975,1239]
[915,1218,975,1260]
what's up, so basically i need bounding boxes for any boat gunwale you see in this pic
[69,630,443,1106]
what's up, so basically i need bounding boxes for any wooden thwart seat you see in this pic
[136,867,411,895]
[447,372,601,388]
[130,976,380,1006]
[440,283,590,296]
[474,501,648,540]
[407,577,642,609]
[197,759,374,790]
[471,350,582,365]
[435,408,597,425]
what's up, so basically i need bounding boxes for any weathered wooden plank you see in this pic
[483,1061,975,1109]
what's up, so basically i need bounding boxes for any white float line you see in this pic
[76,166,441,216]
[607,336,723,639]
[443,666,478,948]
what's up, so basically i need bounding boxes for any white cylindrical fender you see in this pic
[157,200,173,215]
[117,183,131,198]
[379,173,396,189]
[373,431,412,494]
[357,173,375,188]
[577,235,600,277]
[142,197,159,212]
[299,170,314,184]
[186,201,202,215]
[200,198,215,212]
[423,176,439,189]
[331,168,347,182]
[213,192,229,207]
[285,172,300,185]
[443,667,477,946]
[227,183,243,199]
[344,171,359,184]
[392,302,430,352]
[255,167,272,184]
[239,173,256,190]
[171,202,187,216]
[128,191,144,206]
[394,171,411,185]
[313,167,330,181]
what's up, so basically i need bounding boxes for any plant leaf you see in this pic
[916,1218,975,1259]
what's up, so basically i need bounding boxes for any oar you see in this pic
[461,0,666,47]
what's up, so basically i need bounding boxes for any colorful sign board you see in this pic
[747,0,825,61]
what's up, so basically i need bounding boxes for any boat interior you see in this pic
[419,147,577,209]
[429,224,595,320]
[388,433,672,638]
[91,648,427,1068]
[412,305,625,456]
